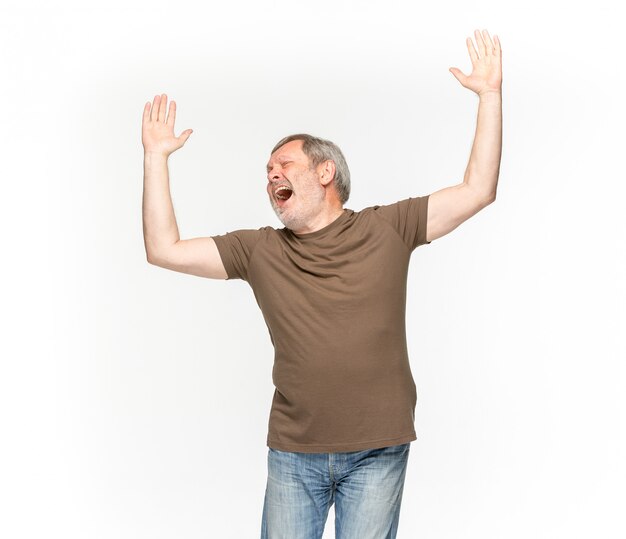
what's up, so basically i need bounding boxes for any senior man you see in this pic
[142,29,502,539]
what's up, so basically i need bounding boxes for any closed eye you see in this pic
[266,161,291,173]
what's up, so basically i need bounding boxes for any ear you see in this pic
[318,160,336,187]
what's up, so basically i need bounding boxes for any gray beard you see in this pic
[269,176,325,231]
[273,206,308,231]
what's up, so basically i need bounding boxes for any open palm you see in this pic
[142,94,193,157]
[450,29,502,96]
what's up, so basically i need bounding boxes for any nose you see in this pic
[267,166,282,183]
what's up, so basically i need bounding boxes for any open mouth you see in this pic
[274,185,294,204]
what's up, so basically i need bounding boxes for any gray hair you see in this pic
[271,133,351,205]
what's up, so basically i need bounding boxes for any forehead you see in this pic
[266,139,307,170]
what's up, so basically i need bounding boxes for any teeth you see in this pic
[274,185,293,200]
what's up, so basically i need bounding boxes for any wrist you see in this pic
[478,89,502,101]
[144,150,169,162]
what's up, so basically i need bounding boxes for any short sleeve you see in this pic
[372,195,431,251]
[212,228,264,281]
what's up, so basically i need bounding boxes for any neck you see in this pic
[291,204,345,235]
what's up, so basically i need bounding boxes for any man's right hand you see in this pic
[142,93,193,157]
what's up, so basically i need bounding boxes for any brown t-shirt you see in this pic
[212,195,431,453]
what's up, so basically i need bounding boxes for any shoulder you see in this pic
[212,225,277,257]
[211,225,279,281]
[215,224,276,241]
[356,196,431,250]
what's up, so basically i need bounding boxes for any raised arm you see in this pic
[142,93,228,280]
[426,29,502,243]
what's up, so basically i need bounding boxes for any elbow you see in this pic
[485,192,496,205]
[474,192,495,210]
[146,252,160,266]
[464,178,497,207]
[481,188,497,206]
[145,243,167,266]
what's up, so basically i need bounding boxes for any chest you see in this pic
[248,228,410,317]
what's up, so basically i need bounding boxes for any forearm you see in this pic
[463,91,502,201]
[142,151,180,261]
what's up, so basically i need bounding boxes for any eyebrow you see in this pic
[266,155,292,173]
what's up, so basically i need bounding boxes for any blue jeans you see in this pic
[260,442,411,539]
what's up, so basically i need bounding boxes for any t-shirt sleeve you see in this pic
[372,195,431,251]
[211,228,264,281]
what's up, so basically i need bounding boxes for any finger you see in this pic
[179,129,193,144]
[474,29,486,57]
[142,101,151,125]
[158,93,167,123]
[167,100,176,127]
[449,67,467,85]
[493,34,502,56]
[150,95,160,122]
[482,29,495,55]
[466,36,479,65]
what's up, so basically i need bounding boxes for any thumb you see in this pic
[179,129,193,144]
[449,67,467,85]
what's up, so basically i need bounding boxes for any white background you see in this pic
[1,1,624,538]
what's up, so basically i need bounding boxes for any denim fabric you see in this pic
[260,442,411,539]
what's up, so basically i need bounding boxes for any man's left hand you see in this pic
[449,29,502,97]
